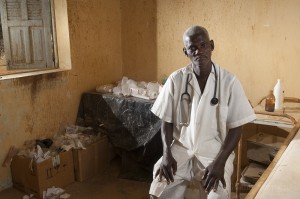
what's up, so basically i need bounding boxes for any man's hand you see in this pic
[202,161,226,193]
[202,126,242,194]
[155,153,177,184]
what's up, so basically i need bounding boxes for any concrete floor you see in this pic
[0,157,247,199]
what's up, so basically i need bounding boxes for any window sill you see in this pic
[0,68,71,80]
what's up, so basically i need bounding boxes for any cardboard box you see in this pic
[247,133,285,165]
[11,150,75,198]
[241,162,267,184]
[73,136,111,182]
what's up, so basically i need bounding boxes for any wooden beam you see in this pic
[245,120,300,199]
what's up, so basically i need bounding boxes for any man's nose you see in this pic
[193,48,202,55]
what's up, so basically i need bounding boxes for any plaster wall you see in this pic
[155,0,300,104]
[0,0,122,190]
[1,0,300,192]
[121,0,157,81]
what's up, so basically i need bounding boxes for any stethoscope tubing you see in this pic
[181,62,219,105]
[181,73,192,103]
[211,62,219,105]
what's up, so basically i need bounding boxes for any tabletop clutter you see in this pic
[265,79,284,112]
[96,76,163,100]
[9,125,109,199]
[17,125,101,163]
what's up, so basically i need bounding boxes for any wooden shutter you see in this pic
[0,0,54,69]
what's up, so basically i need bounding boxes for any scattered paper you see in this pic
[43,186,65,199]
[23,194,34,199]
[16,125,101,163]
[60,193,71,198]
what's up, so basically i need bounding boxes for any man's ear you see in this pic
[183,47,188,56]
[210,40,215,51]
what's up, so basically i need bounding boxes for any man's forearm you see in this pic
[161,121,173,154]
[155,121,177,183]
[214,126,242,165]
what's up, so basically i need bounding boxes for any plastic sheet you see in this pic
[76,92,161,151]
[76,92,163,181]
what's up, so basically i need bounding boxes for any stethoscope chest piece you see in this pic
[210,62,219,106]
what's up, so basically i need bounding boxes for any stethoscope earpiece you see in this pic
[211,97,218,105]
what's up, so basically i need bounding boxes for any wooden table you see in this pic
[236,102,300,199]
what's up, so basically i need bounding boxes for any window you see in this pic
[0,0,57,75]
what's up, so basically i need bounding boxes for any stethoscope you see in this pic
[181,62,219,106]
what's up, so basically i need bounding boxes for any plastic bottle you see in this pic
[273,79,284,110]
[265,90,275,112]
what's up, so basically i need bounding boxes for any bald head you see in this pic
[183,26,210,46]
[182,25,214,68]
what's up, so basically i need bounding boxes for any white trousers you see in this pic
[149,144,233,199]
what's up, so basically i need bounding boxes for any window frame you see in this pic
[0,0,71,80]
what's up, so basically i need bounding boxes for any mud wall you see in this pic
[121,0,157,81]
[0,0,122,189]
[1,0,300,190]
[155,0,300,104]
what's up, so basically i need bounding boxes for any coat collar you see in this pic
[182,63,217,96]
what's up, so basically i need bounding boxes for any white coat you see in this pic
[150,63,256,198]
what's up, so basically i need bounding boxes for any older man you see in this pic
[149,26,255,199]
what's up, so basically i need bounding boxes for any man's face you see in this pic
[183,33,214,67]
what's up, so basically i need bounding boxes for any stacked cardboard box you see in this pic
[73,135,112,182]
[11,150,75,198]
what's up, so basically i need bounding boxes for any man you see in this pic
[149,26,256,199]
